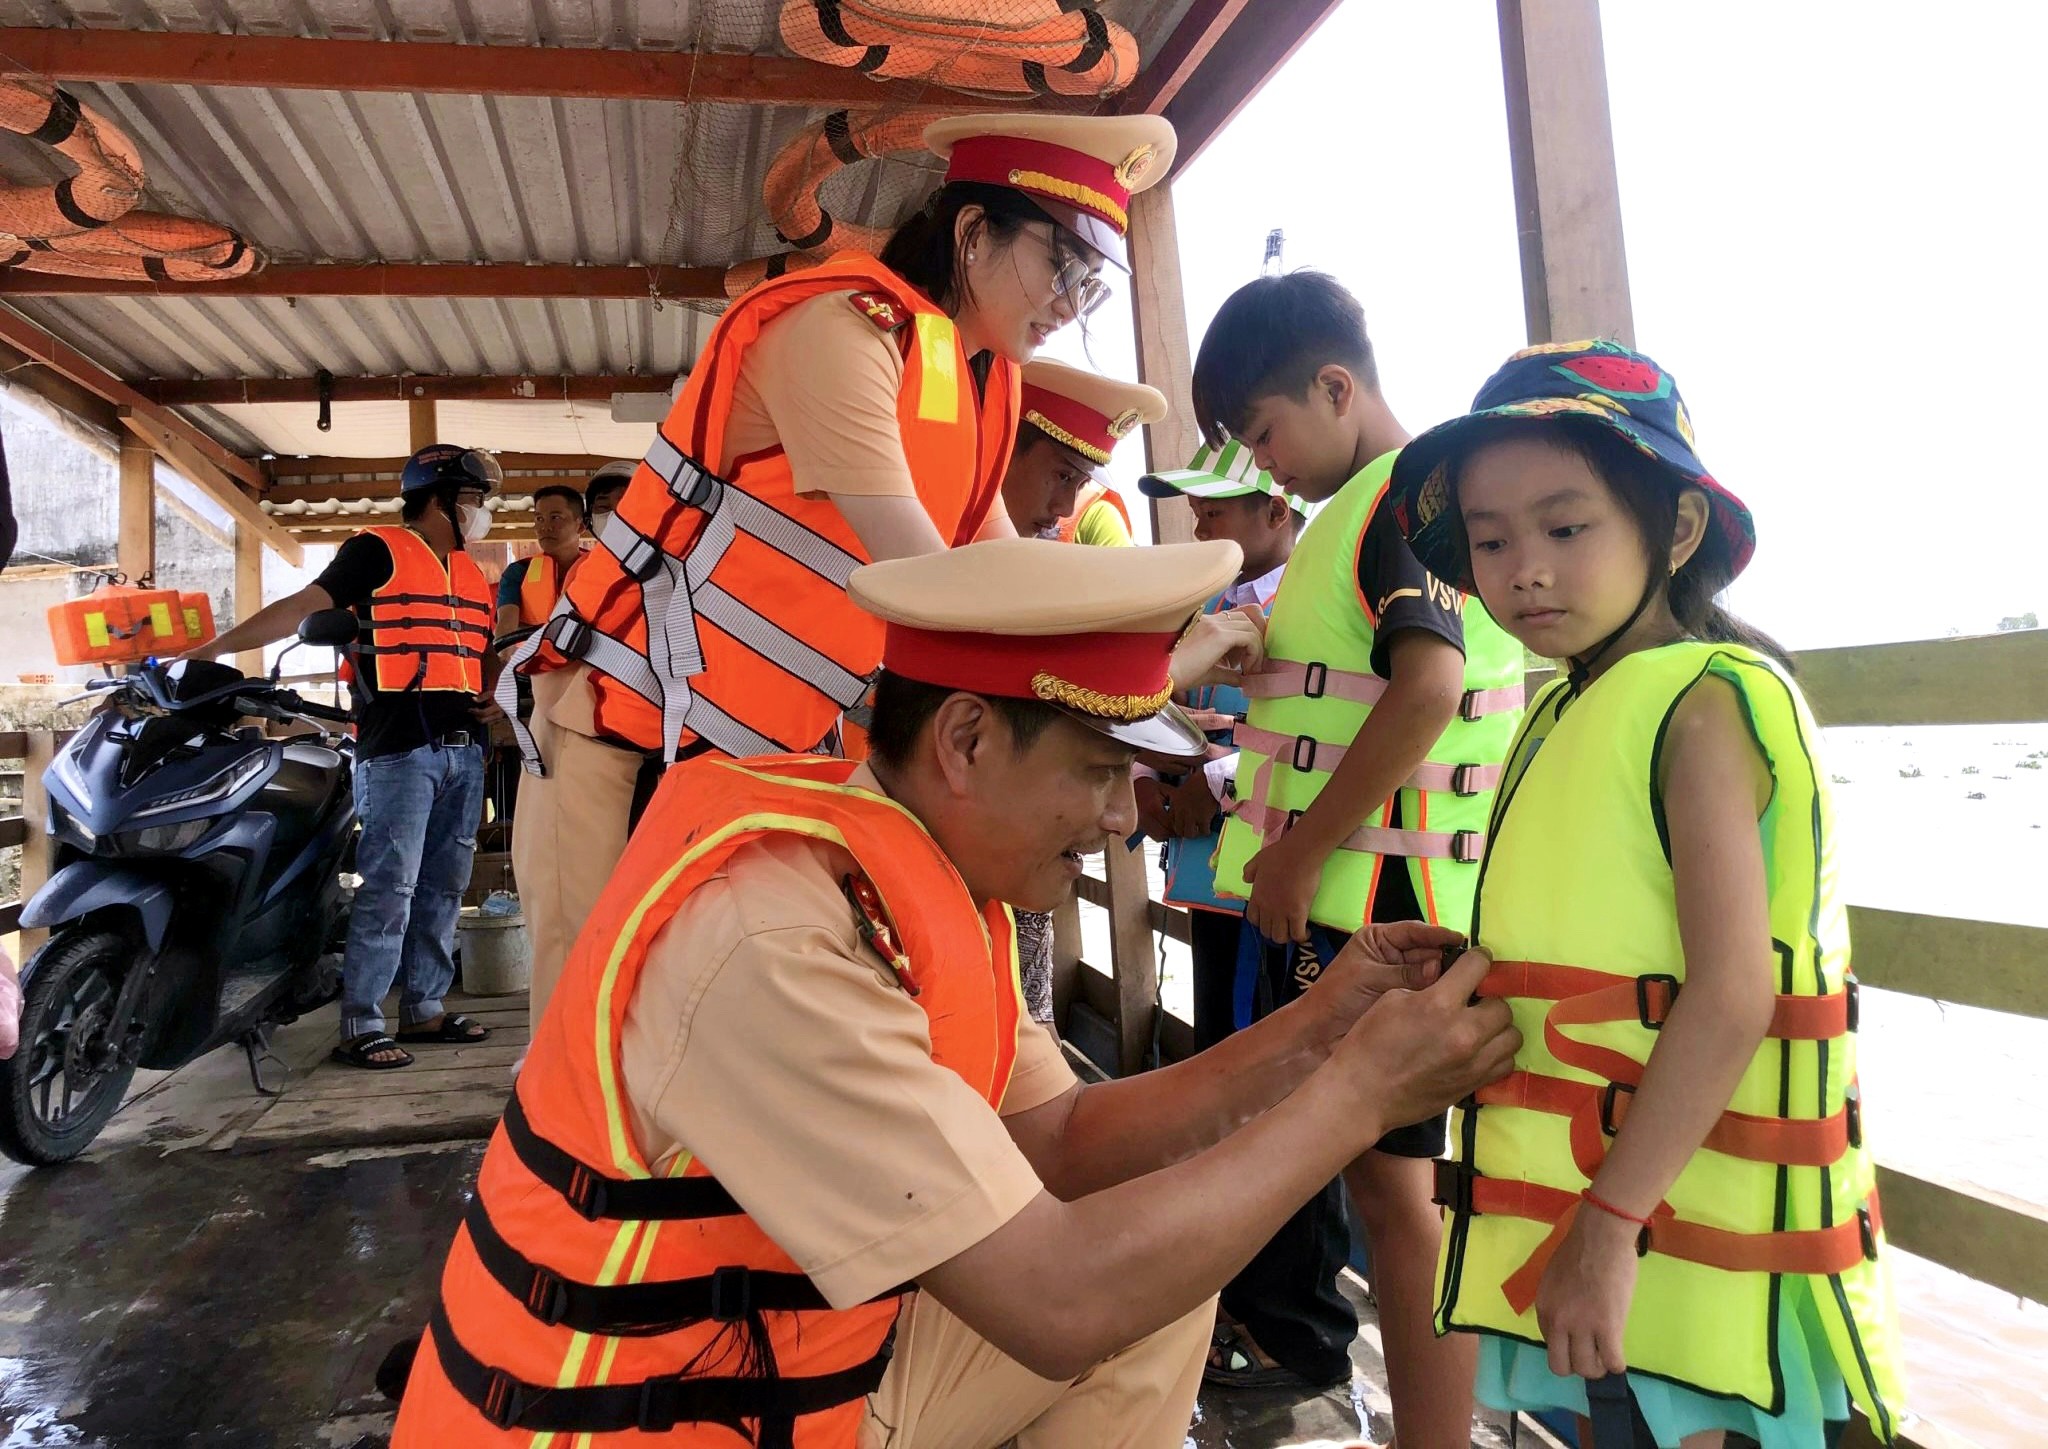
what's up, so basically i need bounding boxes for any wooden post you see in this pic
[408,396,437,452]
[1127,185,1200,546]
[1103,839,1159,1076]
[234,525,265,678]
[1049,892,1083,1034]
[118,441,155,583]
[1496,0,1634,344]
[17,731,56,958]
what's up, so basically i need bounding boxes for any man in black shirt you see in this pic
[197,445,501,1069]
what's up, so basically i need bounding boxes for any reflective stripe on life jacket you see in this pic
[515,552,568,626]
[352,526,491,696]
[1434,643,1904,1434]
[1210,452,1525,933]
[500,254,1021,771]
[393,754,1024,1448]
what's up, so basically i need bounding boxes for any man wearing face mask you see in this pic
[194,443,503,1070]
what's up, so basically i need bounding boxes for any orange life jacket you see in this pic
[504,254,1021,766]
[350,526,492,696]
[1054,479,1132,544]
[393,754,1023,1447]
[516,551,571,626]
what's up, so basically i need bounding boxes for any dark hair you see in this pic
[880,181,1061,316]
[1192,271,1379,447]
[864,669,1065,769]
[1454,417,1790,666]
[399,489,438,524]
[531,484,585,517]
[585,477,629,517]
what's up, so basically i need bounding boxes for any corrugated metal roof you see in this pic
[0,0,1196,457]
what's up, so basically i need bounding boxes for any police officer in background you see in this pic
[197,445,502,1070]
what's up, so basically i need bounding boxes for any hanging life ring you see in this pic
[779,0,1139,98]
[722,107,941,298]
[0,74,261,282]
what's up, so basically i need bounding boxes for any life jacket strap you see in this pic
[1238,659,1388,705]
[1473,1069,1855,1169]
[1228,793,1484,864]
[1230,723,1505,797]
[460,1193,851,1334]
[429,1300,892,1436]
[1477,960,1859,1040]
[1434,1162,1882,1315]
[501,1088,745,1221]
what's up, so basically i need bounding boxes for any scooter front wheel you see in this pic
[0,926,141,1165]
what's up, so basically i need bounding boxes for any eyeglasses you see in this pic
[1034,227,1112,318]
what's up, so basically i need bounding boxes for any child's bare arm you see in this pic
[1534,674,1778,1379]
[1244,628,1463,942]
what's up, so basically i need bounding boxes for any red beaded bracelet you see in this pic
[1581,1187,1655,1229]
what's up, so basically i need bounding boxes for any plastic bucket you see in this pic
[457,911,531,996]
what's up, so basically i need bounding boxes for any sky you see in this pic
[1044,0,2048,650]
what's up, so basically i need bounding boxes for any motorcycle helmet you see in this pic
[399,444,502,547]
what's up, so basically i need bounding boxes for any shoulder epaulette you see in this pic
[847,291,909,333]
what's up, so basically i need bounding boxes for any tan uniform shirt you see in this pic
[617,764,1078,1310]
[545,290,915,737]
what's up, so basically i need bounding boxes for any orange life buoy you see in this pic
[779,0,1139,97]
[722,108,941,297]
[0,76,260,282]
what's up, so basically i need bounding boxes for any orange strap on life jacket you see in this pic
[1457,958,1871,1313]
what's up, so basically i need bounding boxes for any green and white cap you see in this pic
[1139,440,1306,512]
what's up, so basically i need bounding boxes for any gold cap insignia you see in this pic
[1107,407,1142,440]
[1113,144,1156,190]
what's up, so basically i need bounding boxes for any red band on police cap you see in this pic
[1021,383,1117,464]
[883,622,1176,716]
[943,135,1131,236]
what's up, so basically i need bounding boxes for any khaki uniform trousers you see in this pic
[858,1290,1213,1449]
[510,673,643,1035]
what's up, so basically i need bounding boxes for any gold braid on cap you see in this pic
[1005,170,1129,231]
[1031,672,1174,721]
[1024,409,1111,465]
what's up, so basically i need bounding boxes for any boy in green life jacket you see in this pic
[1192,272,1525,1446]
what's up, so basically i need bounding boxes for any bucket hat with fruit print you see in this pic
[1387,339,1755,592]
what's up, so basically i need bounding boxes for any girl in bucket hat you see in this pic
[1387,342,1904,1449]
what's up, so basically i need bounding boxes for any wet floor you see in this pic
[0,1141,479,1448]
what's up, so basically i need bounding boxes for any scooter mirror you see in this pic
[298,609,359,648]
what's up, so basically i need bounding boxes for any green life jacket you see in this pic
[1436,642,1904,1436]
[1211,451,1524,932]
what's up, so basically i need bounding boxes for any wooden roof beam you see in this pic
[265,451,619,478]
[0,304,263,492]
[0,263,726,300]
[143,373,675,407]
[120,408,302,565]
[1122,0,1348,168]
[0,28,1010,110]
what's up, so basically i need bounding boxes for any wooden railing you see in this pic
[0,729,61,950]
[1055,629,2048,1440]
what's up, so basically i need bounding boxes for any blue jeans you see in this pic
[341,741,484,1040]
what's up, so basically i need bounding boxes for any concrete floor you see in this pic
[0,994,1518,1449]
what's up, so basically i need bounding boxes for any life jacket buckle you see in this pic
[1846,1083,1863,1149]
[1451,830,1483,864]
[528,1265,572,1327]
[616,531,662,582]
[1635,973,1679,1030]
[710,1264,752,1323]
[1858,1204,1878,1260]
[1431,1159,1477,1217]
[670,460,721,512]
[1284,808,1304,835]
[1302,661,1328,699]
[1599,1081,1635,1137]
[1451,763,1484,797]
[482,1368,528,1430]
[1845,976,1861,1032]
[547,613,594,664]
[565,1162,610,1220]
[1459,689,1484,722]
[1291,734,1318,772]
[637,1379,678,1434]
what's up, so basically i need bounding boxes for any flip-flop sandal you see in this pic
[333,1033,414,1070]
[396,1014,491,1044]
[1203,1323,1326,1390]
